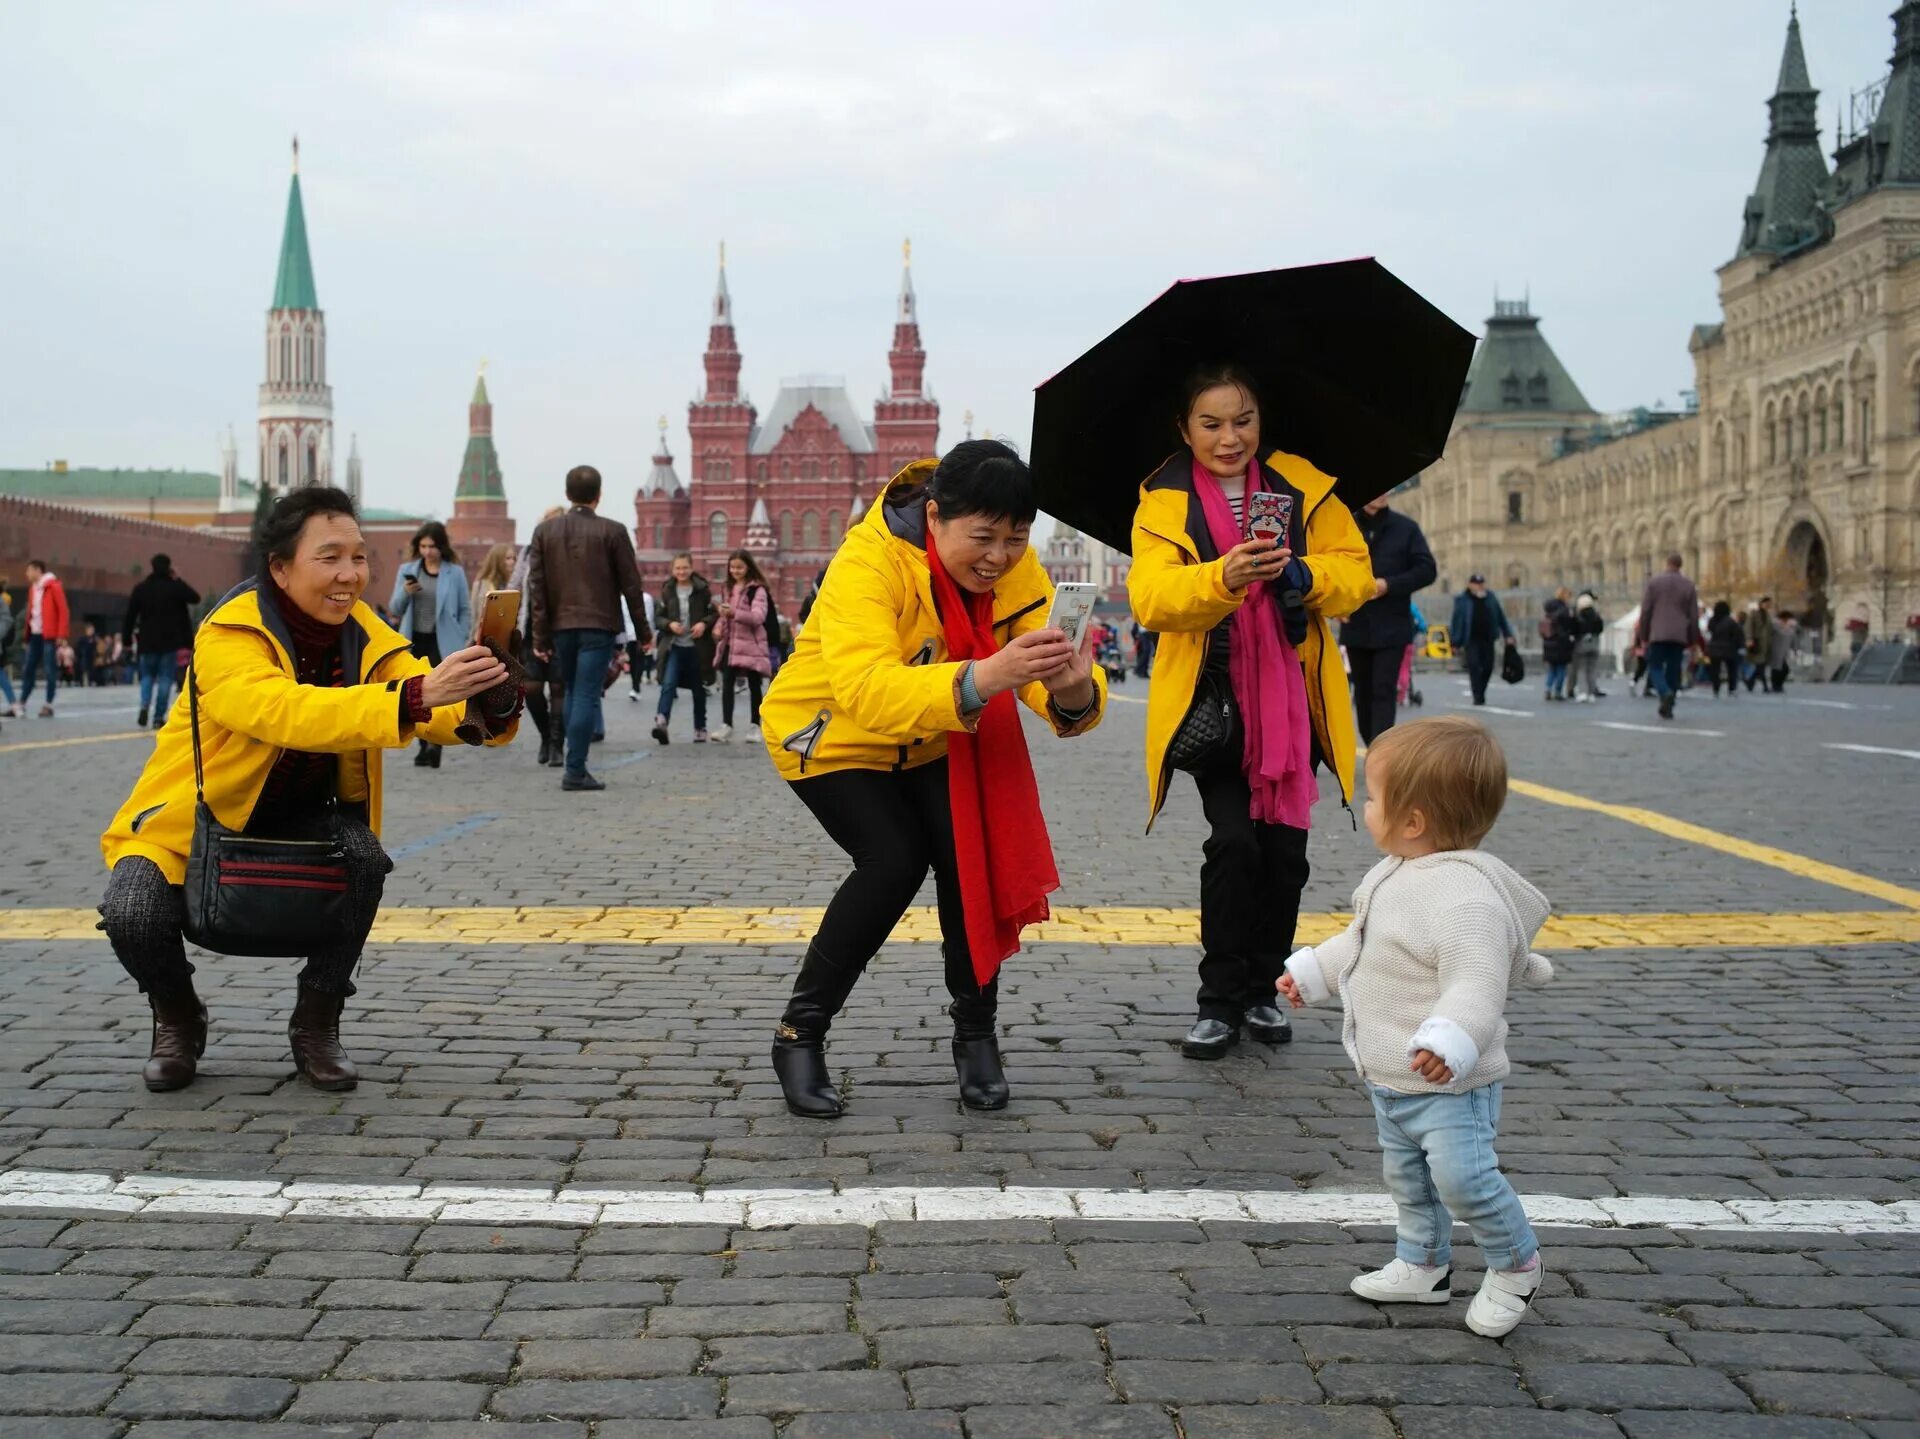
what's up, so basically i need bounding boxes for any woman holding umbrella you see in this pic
[1130,364,1374,1058]
[759,440,1106,1118]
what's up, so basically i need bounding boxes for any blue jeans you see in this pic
[0,662,14,706]
[1647,641,1686,700]
[1371,1082,1537,1271]
[656,645,707,732]
[551,628,614,778]
[1544,662,1568,697]
[20,635,56,705]
[138,651,177,720]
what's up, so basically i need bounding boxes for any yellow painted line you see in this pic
[0,731,147,754]
[5,906,1917,950]
[1508,777,1920,911]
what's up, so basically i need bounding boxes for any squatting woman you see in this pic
[100,488,520,1092]
[760,441,1106,1117]
[1130,364,1372,1059]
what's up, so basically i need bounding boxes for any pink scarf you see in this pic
[1192,460,1319,829]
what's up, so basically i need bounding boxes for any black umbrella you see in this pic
[1029,258,1474,554]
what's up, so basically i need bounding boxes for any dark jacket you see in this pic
[526,506,653,651]
[657,573,718,682]
[1338,506,1435,650]
[1540,598,1576,665]
[1706,610,1745,661]
[121,571,201,654]
[1449,589,1514,648]
[1636,569,1700,648]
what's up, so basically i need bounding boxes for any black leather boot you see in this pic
[144,983,208,1092]
[289,987,358,1091]
[950,978,1008,1111]
[536,728,553,766]
[771,944,862,1118]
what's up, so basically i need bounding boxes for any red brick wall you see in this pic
[0,495,251,626]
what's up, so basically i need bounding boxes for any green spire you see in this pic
[471,371,490,407]
[458,366,505,500]
[271,139,319,311]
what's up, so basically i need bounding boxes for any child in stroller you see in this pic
[1095,624,1127,685]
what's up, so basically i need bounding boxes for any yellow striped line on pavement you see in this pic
[0,730,148,754]
[1507,777,1920,910]
[4,905,1916,950]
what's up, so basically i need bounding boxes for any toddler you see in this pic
[1278,715,1552,1337]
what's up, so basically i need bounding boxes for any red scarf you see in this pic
[924,522,1060,986]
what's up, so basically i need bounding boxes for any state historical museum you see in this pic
[634,243,940,611]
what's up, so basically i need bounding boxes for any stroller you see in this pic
[1096,629,1127,684]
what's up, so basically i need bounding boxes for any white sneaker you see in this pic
[627,690,640,703]
[711,724,732,743]
[1350,1258,1452,1304]
[1465,1258,1543,1337]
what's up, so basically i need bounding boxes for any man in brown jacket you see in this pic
[1634,553,1700,721]
[528,465,653,790]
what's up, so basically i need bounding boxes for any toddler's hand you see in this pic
[1276,974,1305,1010]
[1409,1049,1453,1084]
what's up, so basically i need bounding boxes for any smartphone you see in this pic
[1245,491,1293,545]
[478,589,520,652]
[1046,582,1098,651]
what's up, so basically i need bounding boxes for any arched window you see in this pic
[801,511,821,549]
[757,463,768,481]
[781,460,792,480]
[1817,403,1828,453]
[652,521,663,548]
[779,511,794,549]
[277,441,289,488]
[279,333,291,380]
[304,441,317,486]
[1764,405,1776,465]
[303,331,314,381]
[1796,404,1808,457]
[1860,395,1873,463]
[709,511,729,550]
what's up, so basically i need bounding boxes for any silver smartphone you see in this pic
[1045,582,1099,651]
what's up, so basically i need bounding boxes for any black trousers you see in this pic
[1345,644,1400,745]
[1708,655,1740,694]
[99,815,392,999]
[1191,740,1310,1025]
[721,667,764,727]
[410,636,442,756]
[627,641,649,691]
[789,760,994,1032]
[1465,640,1496,703]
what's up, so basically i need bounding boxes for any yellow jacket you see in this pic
[1129,448,1374,830]
[762,462,1107,780]
[102,581,515,883]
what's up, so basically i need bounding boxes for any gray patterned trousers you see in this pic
[99,816,392,998]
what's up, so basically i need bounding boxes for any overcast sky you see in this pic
[0,2,1898,530]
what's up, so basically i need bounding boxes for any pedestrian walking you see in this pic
[1339,495,1435,744]
[651,554,717,744]
[1744,597,1773,692]
[98,488,519,1093]
[1767,608,1797,692]
[19,559,70,717]
[1634,552,1700,721]
[510,506,567,766]
[389,522,471,769]
[1130,620,1156,678]
[760,441,1105,1117]
[1569,592,1605,701]
[623,590,657,699]
[1129,364,1373,1060]
[1705,599,1745,696]
[1447,574,1516,706]
[1539,588,1576,701]
[527,466,654,790]
[122,553,201,728]
[1279,716,1553,1338]
[712,550,773,741]
[0,581,18,722]
[1397,602,1426,709]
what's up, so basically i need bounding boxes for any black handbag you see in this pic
[1167,670,1235,772]
[181,669,354,958]
[1501,645,1526,685]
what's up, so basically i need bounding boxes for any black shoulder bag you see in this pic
[181,669,354,958]
[1167,626,1236,772]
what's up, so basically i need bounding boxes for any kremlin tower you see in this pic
[449,365,515,553]
[256,138,334,497]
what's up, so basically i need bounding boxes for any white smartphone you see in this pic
[1046,582,1098,651]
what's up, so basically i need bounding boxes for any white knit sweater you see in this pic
[1285,850,1554,1095]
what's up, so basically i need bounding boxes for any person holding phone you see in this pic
[389,522,470,770]
[758,440,1107,1118]
[1130,362,1374,1060]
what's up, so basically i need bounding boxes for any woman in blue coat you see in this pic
[389,521,471,768]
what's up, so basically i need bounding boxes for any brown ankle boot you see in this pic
[144,986,208,1092]
[288,987,358,1091]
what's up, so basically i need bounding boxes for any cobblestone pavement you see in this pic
[1,672,1917,1436]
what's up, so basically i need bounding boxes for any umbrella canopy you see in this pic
[1030,258,1474,554]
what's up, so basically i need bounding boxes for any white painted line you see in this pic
[1104,693,1148,705]
[1826,742,1920,762]
[1789,698,1861,711]
[0,1170,1915,1232]
[1592,721,1727,738]
[1449,704,1534,718]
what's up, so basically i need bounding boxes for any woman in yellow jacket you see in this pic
[761,441,1106,1118]
[1130,364,1374,1060]
[99,488,519,1093]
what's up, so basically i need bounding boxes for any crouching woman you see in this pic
[760,441,1107,1117]
[99,487,520,1093]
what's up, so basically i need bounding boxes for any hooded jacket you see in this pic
[28,571,70,642]
[1128,448,1373,829]
[761,460,1106,780]
[102,580,516,884]
[1285,849,1554,1095]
